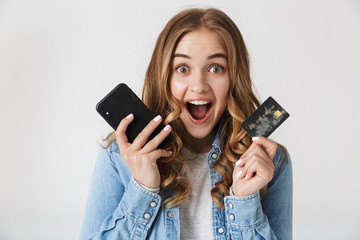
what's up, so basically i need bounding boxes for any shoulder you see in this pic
[96,138,121,163]
[264,141,293,193]
[272,141,292,175]
[95,139,131,179]
[96,139,120,164]
[102,138,120,153]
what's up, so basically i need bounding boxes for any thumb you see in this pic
[252,136,277,160]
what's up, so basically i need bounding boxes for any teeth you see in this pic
[189,100,209,105]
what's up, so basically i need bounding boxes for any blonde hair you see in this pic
[103,8,279,209]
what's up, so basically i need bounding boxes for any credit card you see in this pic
[240,96,290,138]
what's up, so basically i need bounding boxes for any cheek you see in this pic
[170,77,185,101]
[214,80,230,107]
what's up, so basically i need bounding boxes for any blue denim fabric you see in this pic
[80,131,292,240]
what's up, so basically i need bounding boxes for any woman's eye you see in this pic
[176,66,189,74]
[209,65,224,73]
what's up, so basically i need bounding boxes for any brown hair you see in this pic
[103,8,270,209]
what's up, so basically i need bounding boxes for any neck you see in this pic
[183,131,215,153]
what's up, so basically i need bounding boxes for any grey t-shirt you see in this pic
[179,148,213,240]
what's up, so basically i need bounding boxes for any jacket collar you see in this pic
[211,126,224,154]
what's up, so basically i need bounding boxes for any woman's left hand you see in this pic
[232,136,277,197]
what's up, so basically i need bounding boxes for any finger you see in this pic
[132,115,163,150]
[252,136,278,160]
[235,142,258,167]
[142,124,172,153]
[235,158,245,167]
[245,171,255,180]
[115,113,134,149]
[237,153,266,179]
[235,141,267,167]
[247,144,273,166]
[236,166,246,179]
[245,159,274,182]
[148,148,173,161]
[244,164,258,181]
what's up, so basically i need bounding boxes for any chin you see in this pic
[183,124,215,140]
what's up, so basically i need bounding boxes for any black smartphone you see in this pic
[96,83,171,149]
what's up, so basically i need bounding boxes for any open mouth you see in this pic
[186,100,213,121]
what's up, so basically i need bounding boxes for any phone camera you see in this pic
[99,105,106,112]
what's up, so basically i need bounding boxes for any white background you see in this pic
[0,0,359,239]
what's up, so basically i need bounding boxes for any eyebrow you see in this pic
[173,53,228,60]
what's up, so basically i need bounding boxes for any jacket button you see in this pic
[218,227,225,234]
[229,202,234,209]
[167,211,175,218]
[144,213,151,219]
[211,153,218,159]
[150,201,157,208]
[230,214,235,221]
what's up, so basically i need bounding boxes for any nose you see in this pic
[189,70,210,93]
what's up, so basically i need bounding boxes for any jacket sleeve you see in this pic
[224,145,293,240]
[79,147,162,240]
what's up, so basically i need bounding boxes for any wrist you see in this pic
[136,180,160,194]
[231,185,257,197]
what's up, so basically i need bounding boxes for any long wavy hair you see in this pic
[103,8,283,209]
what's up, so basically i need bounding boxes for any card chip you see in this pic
[274,110,282,118]
[240,96,290,138]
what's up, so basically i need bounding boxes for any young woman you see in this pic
[80,8,292,240]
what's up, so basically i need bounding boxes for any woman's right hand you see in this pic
[115,114,172,189]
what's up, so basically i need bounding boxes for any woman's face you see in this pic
[170,28,230,146]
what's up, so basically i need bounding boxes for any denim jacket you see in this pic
[80,131,293,240]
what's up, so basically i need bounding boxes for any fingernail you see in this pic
[164,125,171,131]
[126,113,133,119]
[154,115,162,122]
[252,137,260,141]
[237,170,242,178]
[168,151,173,154]
[245,174,249,180]
[235,159,243,166]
